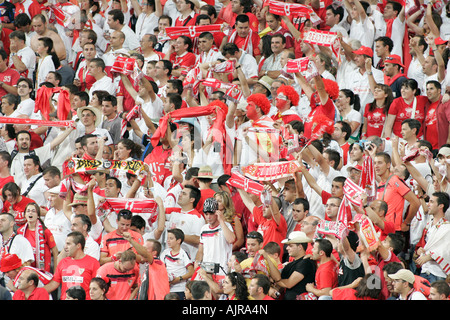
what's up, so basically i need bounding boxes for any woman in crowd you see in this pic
[361,84,394,139]
[222,271,249,300]
[17,202,58,273]
[214,191,245,251]
[336,89,362,143]
[383,79,427,139]
[89,277,110,300]
[2,182,35,227]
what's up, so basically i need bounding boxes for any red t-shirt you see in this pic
[303,97,336,139]
[196,188,216,216]
[231,31,261,58]
[96,261,140,300]
[331,287,378,300]
[388,96,427,138]
[436,99,450,149]
[53,254,100,300]
[374,219,396,242]
[100,229,144,257]
[0,175,14,192]
[376,175,411,231]
[76,65,96,92]
[2,196,35,226]
[0,67,20,97]
[13,287,50,300]
[174,13,198,27]
[252,206,288,257]
[363,104,386,138]
[144,145,173,186]
[315,259,338,291]
[169,51,196,73]
[18,226,57,272]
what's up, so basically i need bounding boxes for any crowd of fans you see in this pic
[0,0,449,302]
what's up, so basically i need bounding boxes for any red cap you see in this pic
[435,37,448,45]
[384,54,405,68]
[0,253,22,272]
[352,46,373,58]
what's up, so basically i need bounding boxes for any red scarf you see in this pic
[385,18,394,38]
[35,86,71,121]
[151,102,232,174]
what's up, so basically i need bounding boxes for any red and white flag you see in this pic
[303,29,341,63]
[226,171,264,196]
[268,0,322,26]
[97,198,159,224]
[165,25,223,40]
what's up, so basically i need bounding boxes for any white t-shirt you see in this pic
[10,46,36,79]
[199,222,233,276]
[166,209,206,259]
[344,67,384,116]
[135,12,159,40]
[120,25,140,51]
[89,75,116,99]
[36,55,55,87]
[161,247,192,292]
[349,16,375,48]
[44,208,72,252]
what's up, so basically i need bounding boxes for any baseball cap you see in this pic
[388,269,415,284]
[203,197,218,214]
[352,46,373,58]
[0,253,22,272]
[435,37,448,45]
[384,54,405,68]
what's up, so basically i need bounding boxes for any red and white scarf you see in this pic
[18,221,45,270]
[13,266,53,287]
[228,29,254,56]
[226,170,264,196]
[243,160,301,181]
[96,197,159,224]
[303,29,341,63]
[165,25,223,40]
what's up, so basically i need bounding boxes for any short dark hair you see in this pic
[315,238,333,257]
[108,9,124,24]
[184,184,201,208]
[67,231,86,250]
[168,228,185,243]
[252,274,271,295]
[386,233,405,255]
[335,120,352,141]
[431,280,450,298]
[74,214,92,232]
[247,231,264,244]
[235,14,249,25]
[293,197,309,211]
[190,281,211,300]
[326,4,344,22]
[432,192,450,212]
[375,36,394,52]
[401,118,421,136]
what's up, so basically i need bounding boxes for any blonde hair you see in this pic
[214,191,235,224]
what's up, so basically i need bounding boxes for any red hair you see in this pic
[321,79,340,101]
[277,85,300,106]
[247,93,271,115]
[207,99,228,113]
